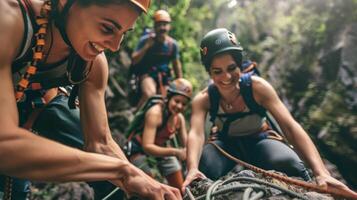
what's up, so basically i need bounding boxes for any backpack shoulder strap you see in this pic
[208,84,220,124]
[239,73,266,116]
[125,95,164,138]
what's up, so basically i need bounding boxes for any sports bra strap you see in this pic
[14,0,38,63]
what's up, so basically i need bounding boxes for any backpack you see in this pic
[125,95,166,140]
[208,60,285,140]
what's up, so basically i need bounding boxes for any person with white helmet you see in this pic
[131,9,183,109]
[0,0,181,199]
[127,78,192,189]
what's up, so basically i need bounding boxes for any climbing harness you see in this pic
[15,0,51,102]
[3,1,52,199]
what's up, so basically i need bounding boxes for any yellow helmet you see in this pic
[153,10,171,22]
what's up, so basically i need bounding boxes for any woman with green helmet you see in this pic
[182,28,351,194]
[127,78,192,190]
[0,0,181,199]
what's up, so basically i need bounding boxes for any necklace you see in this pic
[15,0,51,102]
[221,92,240,110]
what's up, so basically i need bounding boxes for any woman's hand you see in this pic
[181,168,206,193]
[316,174,352,191]
[175,148,187,161]
[121,165,182,200]
[315,174,357,199]
[84,137,128,161]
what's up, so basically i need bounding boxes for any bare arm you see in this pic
[252,76,328,176]
[0,1,131,182]
[172,59,183,78]
[78,54,181,199]
[79,54,127,161]
[131,36,154,65]
[181,90,209,192]
[252,76,351,190]
[142,105,180,157]
[186,90,209,170]
[177,113,187,147]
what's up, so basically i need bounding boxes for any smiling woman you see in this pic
[182,28,355,197]
[126,78,193,190]
[0,0,181,199]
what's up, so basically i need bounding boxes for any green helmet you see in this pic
[200,28,243,72]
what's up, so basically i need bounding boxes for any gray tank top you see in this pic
[214,105,266,136]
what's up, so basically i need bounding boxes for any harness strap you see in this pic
[22,88,58,129]
[15,0,32,61]
[209,141,357,199]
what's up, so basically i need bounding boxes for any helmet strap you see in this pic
[51,0,75,47]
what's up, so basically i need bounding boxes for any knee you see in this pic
[141,79,157,97]
[268,155,307,178]
[199,159,222,180]
[142,87,156,98]
[199,153,225,180]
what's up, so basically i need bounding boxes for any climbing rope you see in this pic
[194,183,266,200]
[101,187,120,200]
[185,176,308,200]
[242,188,264,200]
[209,141,357,199]
[205,180,222,200]
[222,177,307,199]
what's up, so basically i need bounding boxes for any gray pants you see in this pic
[199,132,311,181]
[131,154,182,177]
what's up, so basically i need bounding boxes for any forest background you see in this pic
[30,0,357,199]
[109,0,357,189]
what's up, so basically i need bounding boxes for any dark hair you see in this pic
[208,51,242,72]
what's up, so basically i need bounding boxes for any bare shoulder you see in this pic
[251,75,279,104]
[192,87,210,111]
[177,113,186,124]
[83,53,108,88]
[145,104,163,125]
[0,0,26,65]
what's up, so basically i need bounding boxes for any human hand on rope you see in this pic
[316,174,357,198]
[181,168,207,193]
[120,165,182,200]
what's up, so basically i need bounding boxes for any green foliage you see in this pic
[119,0,215,93]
